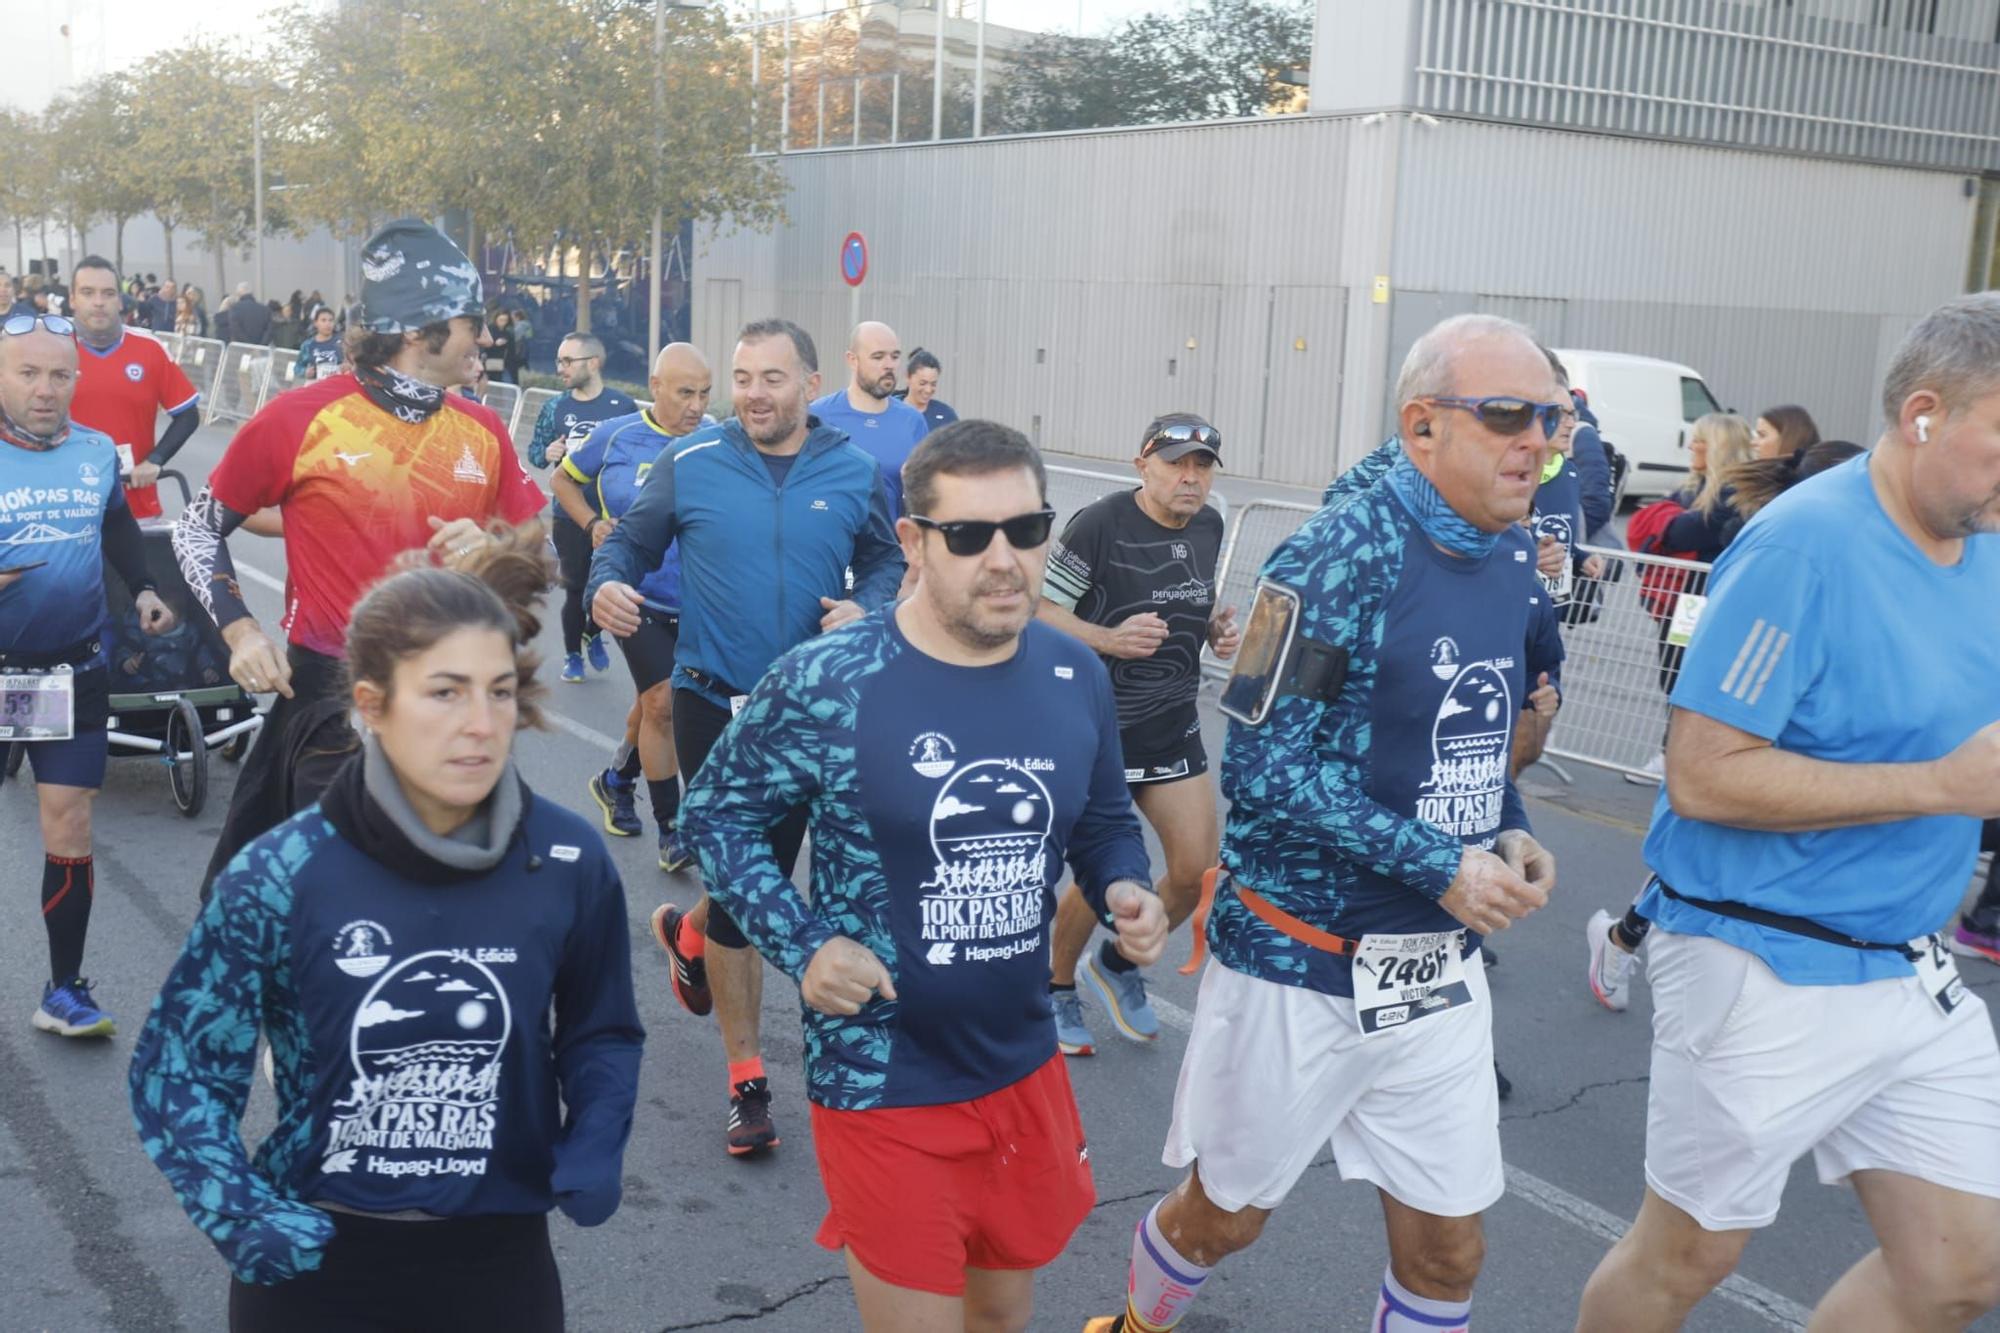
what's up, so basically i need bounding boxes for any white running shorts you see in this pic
[1645,929,2000,1232]
[1163,958,1503,1218]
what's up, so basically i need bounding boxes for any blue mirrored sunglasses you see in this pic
[1,314,76,338]
[1421,395,1568,441]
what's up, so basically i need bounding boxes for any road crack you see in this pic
[1502,1074,1649,1123]
[657,1275,849,1329]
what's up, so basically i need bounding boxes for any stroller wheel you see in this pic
[167,698,209,818]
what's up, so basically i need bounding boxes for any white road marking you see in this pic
[234,561,286,594]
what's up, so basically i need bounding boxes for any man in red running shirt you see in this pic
[174,218,546,895]
[68,256,200,519]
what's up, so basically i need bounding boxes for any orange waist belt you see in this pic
[1232,878,1361,958]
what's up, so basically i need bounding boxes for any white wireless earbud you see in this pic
[1915,415,1931,443]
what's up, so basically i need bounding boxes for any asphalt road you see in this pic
[3,421,1995,1332]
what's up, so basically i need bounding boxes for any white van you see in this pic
[1552,350,1723,502]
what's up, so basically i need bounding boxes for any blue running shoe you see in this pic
[588,768,642,837]
[34,979,114,1038]
[586,633,611,675]
[561,652,586,684]
[659,826,695,873]
[1081,949,1159,1043]
[1053,988,1095,1057]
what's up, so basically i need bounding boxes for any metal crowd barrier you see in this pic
[1542,544,1713,782]
[172,336,226,412]
[203,344,277,426]
[483,381,523,440]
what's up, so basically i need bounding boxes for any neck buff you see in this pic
[354,359,448,424]
[0,404,70,452]
[1385,453,1500,559]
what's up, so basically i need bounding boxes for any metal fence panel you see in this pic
[483,382,523,441]
[265,346,312,395]
[1205,498,1317,676]
[1542,543,1713,781]
[173,337,226,411]
[204,344,276,426]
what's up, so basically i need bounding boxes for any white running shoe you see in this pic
[1622,752,1666,786]
[1586,908,1637,1012]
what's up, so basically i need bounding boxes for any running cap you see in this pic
[1141,412,1222,466]
[359,218,484,334]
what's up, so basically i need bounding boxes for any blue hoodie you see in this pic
[584,416,906,710]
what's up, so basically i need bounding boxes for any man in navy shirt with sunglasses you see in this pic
[1088,314,1560,1333]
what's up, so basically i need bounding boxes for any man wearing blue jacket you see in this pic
[588,317,905,1157]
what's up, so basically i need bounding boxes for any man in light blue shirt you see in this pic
[810,320,929,517]
[1579,294,2000,1332]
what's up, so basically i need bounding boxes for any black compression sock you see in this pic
[41,854,93,985]
[614,743,643,783]
[1612,905,1652,952]
[1099,937,1139,975]
[648,777,681,830]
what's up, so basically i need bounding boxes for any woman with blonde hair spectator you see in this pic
[1659,412,1756,562]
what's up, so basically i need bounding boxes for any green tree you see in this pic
[44,75,151,275]
[986,0,1312,135]
[273,0,785,334]
[0,107,55,276]
[129,41,270,297]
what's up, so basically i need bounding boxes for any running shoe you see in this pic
[1952,919,2000,965]
[588,769,642,838]
[658,827,696,874]
[649,904,712,1016]
[561,652,586,684]
[1586,907,1637,1012]
[1053,988,1095,1058]
[727,1077,779,1157]
[1081,950,1160,1043]
[1081,1318,1126,1333]
[585,633,611,675]
[1622,752,1666,786]
[33,979,114,1038]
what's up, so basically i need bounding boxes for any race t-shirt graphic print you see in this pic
[916,758,1055,965]
[322,948,513,1179]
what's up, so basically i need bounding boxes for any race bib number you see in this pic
[1667,593,1707,649]
[1352,930,1473,1036]
[1539,559,1573,605]
[729,694,749,718]
[0,666,75,741]
[1912,932,1966,1016]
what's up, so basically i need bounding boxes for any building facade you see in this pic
[695,0,1997,485]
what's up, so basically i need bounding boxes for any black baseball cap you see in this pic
[1141,413,1222,465]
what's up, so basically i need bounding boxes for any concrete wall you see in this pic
[692,112,1977,486]
[37,215,356,315]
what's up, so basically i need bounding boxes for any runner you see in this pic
[554,343,712,868]
[680,420,1166,1330]
[810,320,930,517]
[131,529,643,1331]
[588,317,905,1157]
[1037,412,1237,1054]
[526,332,637,683]
[1576,294,2000,1331]
[66,255,201,521]
[896,347,958,430]
[292,306,343,381]
[0,316,176,1036]
[174,218,547,898]
[1085,314,1559,1333]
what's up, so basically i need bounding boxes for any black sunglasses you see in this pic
[909,508,1057,557]
[2,314,76,337]
[1142,420,1221,457]
[1421,395,1567,440]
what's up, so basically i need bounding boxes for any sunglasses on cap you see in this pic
[1142,420,1221,457]
[1420,396,1569,440]
[2,314,76,337]
[908,508,1057,557]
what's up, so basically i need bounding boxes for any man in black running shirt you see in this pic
[1038,413,1239,1054]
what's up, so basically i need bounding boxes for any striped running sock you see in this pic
[1374,1266,1470,1332]
[1124,1199,1211,1331]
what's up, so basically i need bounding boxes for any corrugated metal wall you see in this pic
[696,112,1974,484]
[1412,0,2000,172]
[1389,119,1973,440]
[697,117,1365,486]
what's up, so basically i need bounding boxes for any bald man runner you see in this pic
[811,321,931,518]
[553,344,713,867]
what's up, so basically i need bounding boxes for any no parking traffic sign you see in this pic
[840,231,868,287]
